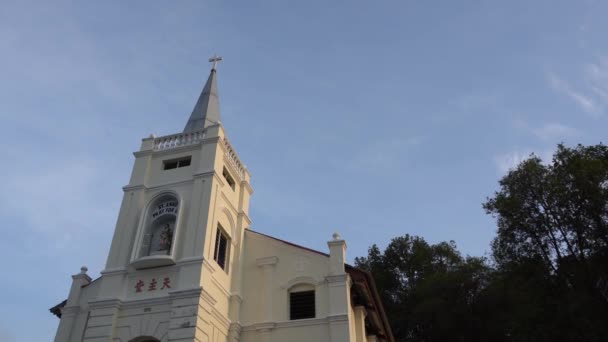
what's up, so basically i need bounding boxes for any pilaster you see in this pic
[54,267,91,342]
[256,256,278,323]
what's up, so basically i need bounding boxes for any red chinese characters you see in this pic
[148,278,157,291]
[134,277,171,292]
[161,277,171,289]
[135,280,145,293]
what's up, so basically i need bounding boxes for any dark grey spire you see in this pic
[183,56,222,133]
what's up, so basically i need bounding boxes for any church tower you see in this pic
[52,57,394,342]
[54,57,253,342]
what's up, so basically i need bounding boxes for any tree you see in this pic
[358,144,608,341]
[484,143,608,340]
[355,235,491,342]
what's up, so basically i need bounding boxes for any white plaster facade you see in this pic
[52,67,393,342]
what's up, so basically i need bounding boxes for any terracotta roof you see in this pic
[49,300,66,318]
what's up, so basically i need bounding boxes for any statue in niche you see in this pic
[148,219,174,256]
[158,224,173,251]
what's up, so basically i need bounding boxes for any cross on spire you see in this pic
[209,54,222,70]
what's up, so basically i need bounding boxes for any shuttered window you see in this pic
[289,290,315,320]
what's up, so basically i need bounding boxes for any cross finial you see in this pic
[209,54,222,70]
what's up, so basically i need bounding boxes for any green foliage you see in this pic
[355,235,492,341]
[358,144,608,341]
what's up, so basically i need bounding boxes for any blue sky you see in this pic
[1,0,607,340]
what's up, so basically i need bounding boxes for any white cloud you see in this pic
[345,136,422,172]
[0,145,116,257]
[493,149,554,174]
[548,56,608,118]
[548,72,599,116]
[586,58,608,102]
[531,122,579,142]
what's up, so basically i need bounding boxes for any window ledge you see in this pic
[131,255,176,269]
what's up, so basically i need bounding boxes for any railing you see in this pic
[154,130,206,151]
[223,138,246,179]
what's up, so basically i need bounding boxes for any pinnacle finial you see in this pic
[209,54,222,70]
[80,266,88,274]
[332,232,341,240]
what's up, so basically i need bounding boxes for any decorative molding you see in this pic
[176,256,204,267]
[168,287,203,301]
[124,179,196,193]
[253,322,276,332]
[229,322,242,336]
[59,306,80,317]
[146,179,194,191]
[122,295,172,309]
[326,274,349,284]
[200,288,217,306]
[122,184,145,192]
[133,150,154,158]
[192,170,215,179]
[327,314,349,323]
[203,258,217,274]
[211,276,232,298]
[230,293,243,304]
[210,307,232,329]
[237,211,252,225]
[256,256,279,267]
[88,298,123,310]
[283,276,320,290]
[100,267,128,276]
[219,193,238,215]
[240,180,253,195]
[241,315,349,332]
[221,137,246,180]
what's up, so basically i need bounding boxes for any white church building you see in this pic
[50,58,393,342]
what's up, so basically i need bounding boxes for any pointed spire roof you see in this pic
[183,56,222,133]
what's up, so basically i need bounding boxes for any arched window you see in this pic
[131,194,180,269]
[289,284,315,320]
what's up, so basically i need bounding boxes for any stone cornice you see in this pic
[237,211,252,225]
[240,180,253,195]
[123,179,195,192]
[168,287,203,301]
[122,184,145,192]
[176,256,204,267]
[88,298,123,310]
[241,315,349,331]
[326,274,349,284]
[133,150,154,158]
[100,267,128,276]
[59,306,80,317]
[122,295,171,309]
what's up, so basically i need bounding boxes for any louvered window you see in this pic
[289,290,315,320]
[163,156,191,170]
[213,226,230,271]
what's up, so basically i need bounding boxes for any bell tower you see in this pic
[55,57,253,342]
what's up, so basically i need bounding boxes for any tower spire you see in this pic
[183,55,222,133]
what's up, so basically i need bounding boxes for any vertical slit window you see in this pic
[213,226,230,271]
